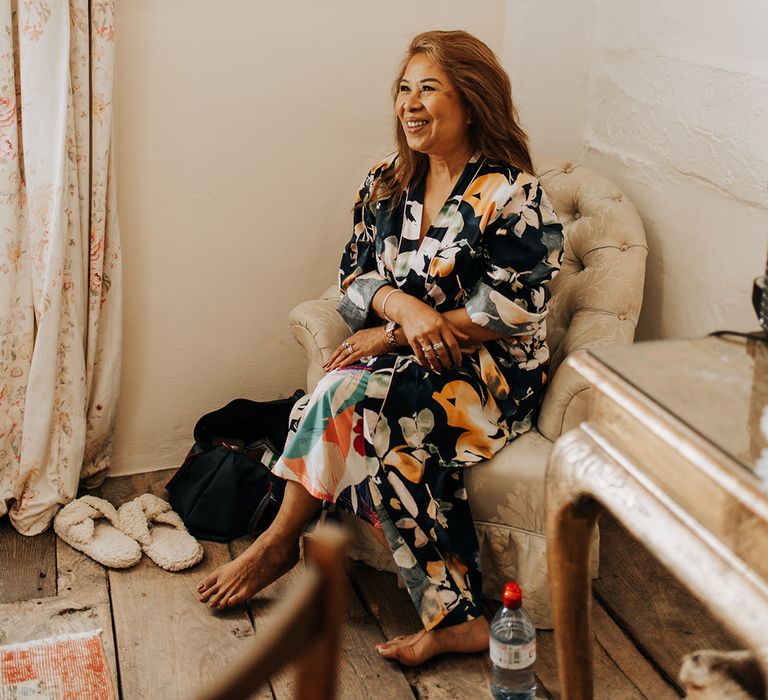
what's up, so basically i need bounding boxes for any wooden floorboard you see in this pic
[100,471,263,700]
[594,513,740,691]
[108,541,262,700]
[350,563,495,700]
[532,603,678,699]
[232,537,415,700]
[0,515,56,602]
[0,467,742,700]
[0,537,119,697]
[591,604,678,699]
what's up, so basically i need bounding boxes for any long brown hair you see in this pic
[369,30,534,208]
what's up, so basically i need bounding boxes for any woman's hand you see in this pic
[390,295,469,373]
[324,327,390,372]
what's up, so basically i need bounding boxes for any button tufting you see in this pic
[614,194,623,202]
[562,161,574,173]
[620,243,628,251]
[618,313,627,321]
[573,212,581,219]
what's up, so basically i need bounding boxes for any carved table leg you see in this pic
[546,428,603,700]
[547,427,768,698]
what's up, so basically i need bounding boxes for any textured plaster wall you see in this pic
[503,0,768,339]
[111,1,505,475]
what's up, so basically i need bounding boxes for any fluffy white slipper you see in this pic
[117,494,203,572]
[54,495,142,569]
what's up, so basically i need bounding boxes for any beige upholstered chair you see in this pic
[288,157,648,627]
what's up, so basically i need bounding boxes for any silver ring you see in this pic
[346,345,354,356]
[421,345,433,353]
[432,342,445,351]
[342,341,352,349]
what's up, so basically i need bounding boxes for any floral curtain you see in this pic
[0,0,121,535]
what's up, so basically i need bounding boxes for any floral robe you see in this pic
[273,154,563,630]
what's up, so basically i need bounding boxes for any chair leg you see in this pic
[295,526,348,700]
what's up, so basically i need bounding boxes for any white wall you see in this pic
[503,0,768,340]
[112,1,505,475]
[113,0,768,476]
[502,0,597,162]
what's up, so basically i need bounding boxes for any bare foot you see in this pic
[196,535,300,610]
[376,614,489,666]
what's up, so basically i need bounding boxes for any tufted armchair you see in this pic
[288,157,648,627]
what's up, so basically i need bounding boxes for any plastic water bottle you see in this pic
[489,580,537,699]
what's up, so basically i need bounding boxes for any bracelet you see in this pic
[380,288,402,322]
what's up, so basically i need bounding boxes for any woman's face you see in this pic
[395,53,471,161]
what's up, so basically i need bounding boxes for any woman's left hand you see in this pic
[324,327,390,372]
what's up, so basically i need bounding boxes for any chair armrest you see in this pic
[537,311,637,442]
[290,290,636,442]
[289,285,349,392]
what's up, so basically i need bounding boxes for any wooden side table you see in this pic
[545,336,768,699]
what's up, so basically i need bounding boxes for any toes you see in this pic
[208,589,226,609]
[199,581,219,603]
[376,634,407,656]
[376,634,405,651]
[197,573,217,593]
[210,581,238,609]
[376,632,434,666]
[381,635,408,649]
[376,642,417,664]
[218,592,236,609]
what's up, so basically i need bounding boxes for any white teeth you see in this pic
[406,120,429,128]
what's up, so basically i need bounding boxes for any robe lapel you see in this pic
[397,155,484,279]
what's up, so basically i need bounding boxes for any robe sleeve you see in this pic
[337,161,392,331]
[465,173,564,337]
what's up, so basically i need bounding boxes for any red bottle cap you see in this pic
[502,580,523,609]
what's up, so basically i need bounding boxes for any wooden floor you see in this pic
[0,469,740,699]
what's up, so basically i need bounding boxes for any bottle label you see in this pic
[490,638,536,670]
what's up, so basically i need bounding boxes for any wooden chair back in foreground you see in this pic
[197,524,348,700]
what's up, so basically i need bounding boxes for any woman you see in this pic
[197,29,563,666]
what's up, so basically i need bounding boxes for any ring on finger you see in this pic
[432,341,445,351]
[346,345,354,355]
[421,345,433,353]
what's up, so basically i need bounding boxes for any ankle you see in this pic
[468,615,489,633]
[434,615,488,645]
[258,528,301,554]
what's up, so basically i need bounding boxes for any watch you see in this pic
[384,320,398,348]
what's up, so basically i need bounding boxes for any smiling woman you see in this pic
[396,54,472,170]
[197,29,563,668]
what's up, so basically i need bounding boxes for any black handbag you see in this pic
[166,391,304,542]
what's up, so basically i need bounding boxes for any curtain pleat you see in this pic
[0,0,121,534]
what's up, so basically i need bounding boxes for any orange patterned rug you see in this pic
[0,629,115,699]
